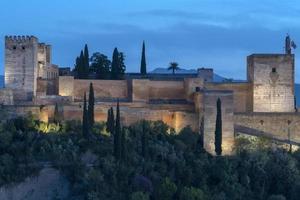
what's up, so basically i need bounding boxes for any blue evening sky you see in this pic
[1,0,300,81]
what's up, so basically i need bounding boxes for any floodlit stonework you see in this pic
[1,35,299,155]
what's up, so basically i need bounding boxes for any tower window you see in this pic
[272,68,276,73]
[13,46,16,50]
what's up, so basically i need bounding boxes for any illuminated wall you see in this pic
[247,54,295,112]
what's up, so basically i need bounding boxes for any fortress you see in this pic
[1,35,300,155]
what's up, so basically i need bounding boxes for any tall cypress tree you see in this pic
[121,127,127,162]
[215,98,222,156]
[141,120,148,159]
[88,82,95,127]
[110,107,115,135]
[82,92,89,138]
[111,48,119,80]
[79,50,85,79]
[140,41,147,75]
[198,116,204,149]
[84,44,90,78]
[106,108,111,133]
[114,100,121,160]
[53,103,60,124]
[118,52,126,79]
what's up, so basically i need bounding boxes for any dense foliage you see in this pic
[74,45,126,80]
[0,115,300,199]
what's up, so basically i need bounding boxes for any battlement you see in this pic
[5,35,38,43]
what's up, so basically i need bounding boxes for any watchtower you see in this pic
[247,54,295,112]
[5,36,39,101]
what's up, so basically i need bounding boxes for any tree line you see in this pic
[73,41,184,80]
[74,45,126,80]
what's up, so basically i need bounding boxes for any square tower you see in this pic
[5,36,39,101]
[247,54,295,112]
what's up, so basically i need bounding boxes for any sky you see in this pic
[1,0,300,81]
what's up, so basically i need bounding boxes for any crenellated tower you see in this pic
[247,54,295,112]
[5,36,39,101]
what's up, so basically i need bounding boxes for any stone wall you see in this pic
[0,89,13,105]
[37,79,58,96]
[247,54,295,112]
[5,36,39,101]
[206,82,250,112]
[59,77,128,101]
[234,112,300,143]
[203,90,234,155]
[148,80,185,100]
[59,76,74,98]
[62,103,198,132]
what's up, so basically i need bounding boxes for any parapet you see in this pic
[197,67,214,82]
[5,35,38,43]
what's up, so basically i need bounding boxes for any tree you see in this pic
[179,186,207,200]
[111,48,119,80]
[82,92,89,138]
[90,52,111,79]
[199,116,204,149]
[106,108,111,133]
[140,41,147,75]
[157,177,177,200]
[84,44,90,78]
[114,100,121,160]
[215,98,222,156]
[121,127,127,162]
[141,120,148,159]
[168,62,180,74]
[88,82,95,127]
[117,52,126,79]
[106,107,115,135]
[53,103,60,124]
[130,192,149,200]
[79,50,85,79]
[111,48,126,80]
[267,195,286,200]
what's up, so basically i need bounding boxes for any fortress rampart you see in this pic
[1,35,299,155]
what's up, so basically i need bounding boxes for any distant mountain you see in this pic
[150,68,244,83]
[151,67,197,74]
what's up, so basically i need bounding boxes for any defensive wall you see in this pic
[234,112,300,144]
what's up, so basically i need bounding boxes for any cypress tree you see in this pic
[88,82,95,127]
[110,107,115,135]
[199,116,204,148]
[141,120,148,158]
[84,44,90,78]
[114,100,121,160]
[111,48,119,80]
[118,52,126,79]
[106,108,111,133]
[140,41,147,75]
[215,98,222,156]
[53,103,60,124]
[121,127,127,162]
[74,56,80,78]
[82,92,89,138]
[79,50,85,79]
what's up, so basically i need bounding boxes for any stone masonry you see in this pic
[1,35,298,155]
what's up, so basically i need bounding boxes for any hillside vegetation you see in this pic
[0,115,299,200]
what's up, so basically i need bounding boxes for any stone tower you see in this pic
[5,36,39,101]
[247,54,295,112]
